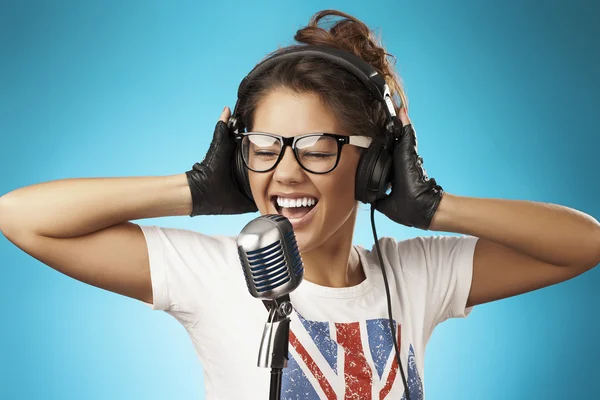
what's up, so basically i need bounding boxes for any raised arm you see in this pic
[0,107,257,305]
[0,174,192,303]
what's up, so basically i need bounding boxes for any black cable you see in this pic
[370,204,410,400]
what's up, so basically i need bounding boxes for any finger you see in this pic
[219,106,231,123]
[399,107,411,126]
[400,124,418,152]
[206,117,235,159]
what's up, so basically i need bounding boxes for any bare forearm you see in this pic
[0,174,192,238]
[429,193,600,268]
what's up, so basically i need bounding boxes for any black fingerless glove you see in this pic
[185,121,258,216]
[375,124,444,230]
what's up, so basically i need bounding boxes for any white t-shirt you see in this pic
[139,224,478,400]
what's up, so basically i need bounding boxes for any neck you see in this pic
[300,206,365,288]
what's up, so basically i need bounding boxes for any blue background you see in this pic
[1,0,598,399]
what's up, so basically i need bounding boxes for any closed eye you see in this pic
[253,150,278,158]
[302,152,335,159]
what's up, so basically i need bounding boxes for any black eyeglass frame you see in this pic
[234,132,372,174]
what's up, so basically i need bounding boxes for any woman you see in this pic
[0,9,598,400]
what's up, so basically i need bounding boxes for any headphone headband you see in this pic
[229,45,399,135]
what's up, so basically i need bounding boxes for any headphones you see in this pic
[227,45,404,205]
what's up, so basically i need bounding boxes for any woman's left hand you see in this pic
[374,108,445,230]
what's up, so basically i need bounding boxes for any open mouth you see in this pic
[270,196,319,220]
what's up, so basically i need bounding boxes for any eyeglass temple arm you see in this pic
[348,136,373,148]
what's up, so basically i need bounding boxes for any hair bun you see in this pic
[294,9,406,111]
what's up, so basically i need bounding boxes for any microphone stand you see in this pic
[258,294,292,400]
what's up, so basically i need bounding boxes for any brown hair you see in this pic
[239,9,407,141]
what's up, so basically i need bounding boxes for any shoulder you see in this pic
[356,234,478,273]
[138,224,239,263]
[139,224,236,244]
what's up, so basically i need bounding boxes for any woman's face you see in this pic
[248,88,362,252]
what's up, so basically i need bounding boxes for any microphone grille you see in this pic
[237,215,304,299]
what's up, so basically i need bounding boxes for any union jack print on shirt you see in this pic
[281,312,423,399]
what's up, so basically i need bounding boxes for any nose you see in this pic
[272,147,305,185]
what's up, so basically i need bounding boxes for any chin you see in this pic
[294,230,316,254]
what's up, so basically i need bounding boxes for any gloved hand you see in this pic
[185,107,258,216]
[375,109,444,230]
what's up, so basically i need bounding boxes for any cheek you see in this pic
[337,151,360,193]
[322,154,359,204]
[248,172,270,210]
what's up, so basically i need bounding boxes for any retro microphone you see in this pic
[236,214,304,400]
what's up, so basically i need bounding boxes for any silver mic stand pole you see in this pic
[258,295,292,400]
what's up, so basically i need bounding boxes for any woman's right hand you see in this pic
[185,107,258,216]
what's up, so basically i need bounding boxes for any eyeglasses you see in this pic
[235,132,372,174]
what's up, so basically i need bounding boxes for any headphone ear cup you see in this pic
[234,148,254,201]
[355,142,393,204]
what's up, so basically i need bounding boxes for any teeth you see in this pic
[276,196,317,208]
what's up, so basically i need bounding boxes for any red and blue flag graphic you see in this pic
[281,312,423,399]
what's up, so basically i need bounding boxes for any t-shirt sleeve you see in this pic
[138,224,237,327]
[420,234,479,326]
[391,234,479,332]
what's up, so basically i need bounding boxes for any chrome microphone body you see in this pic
[236,214,304,380]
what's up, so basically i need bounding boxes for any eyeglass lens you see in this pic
[241,134,338,173]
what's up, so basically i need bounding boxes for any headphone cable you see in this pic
[370,204,411,400]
